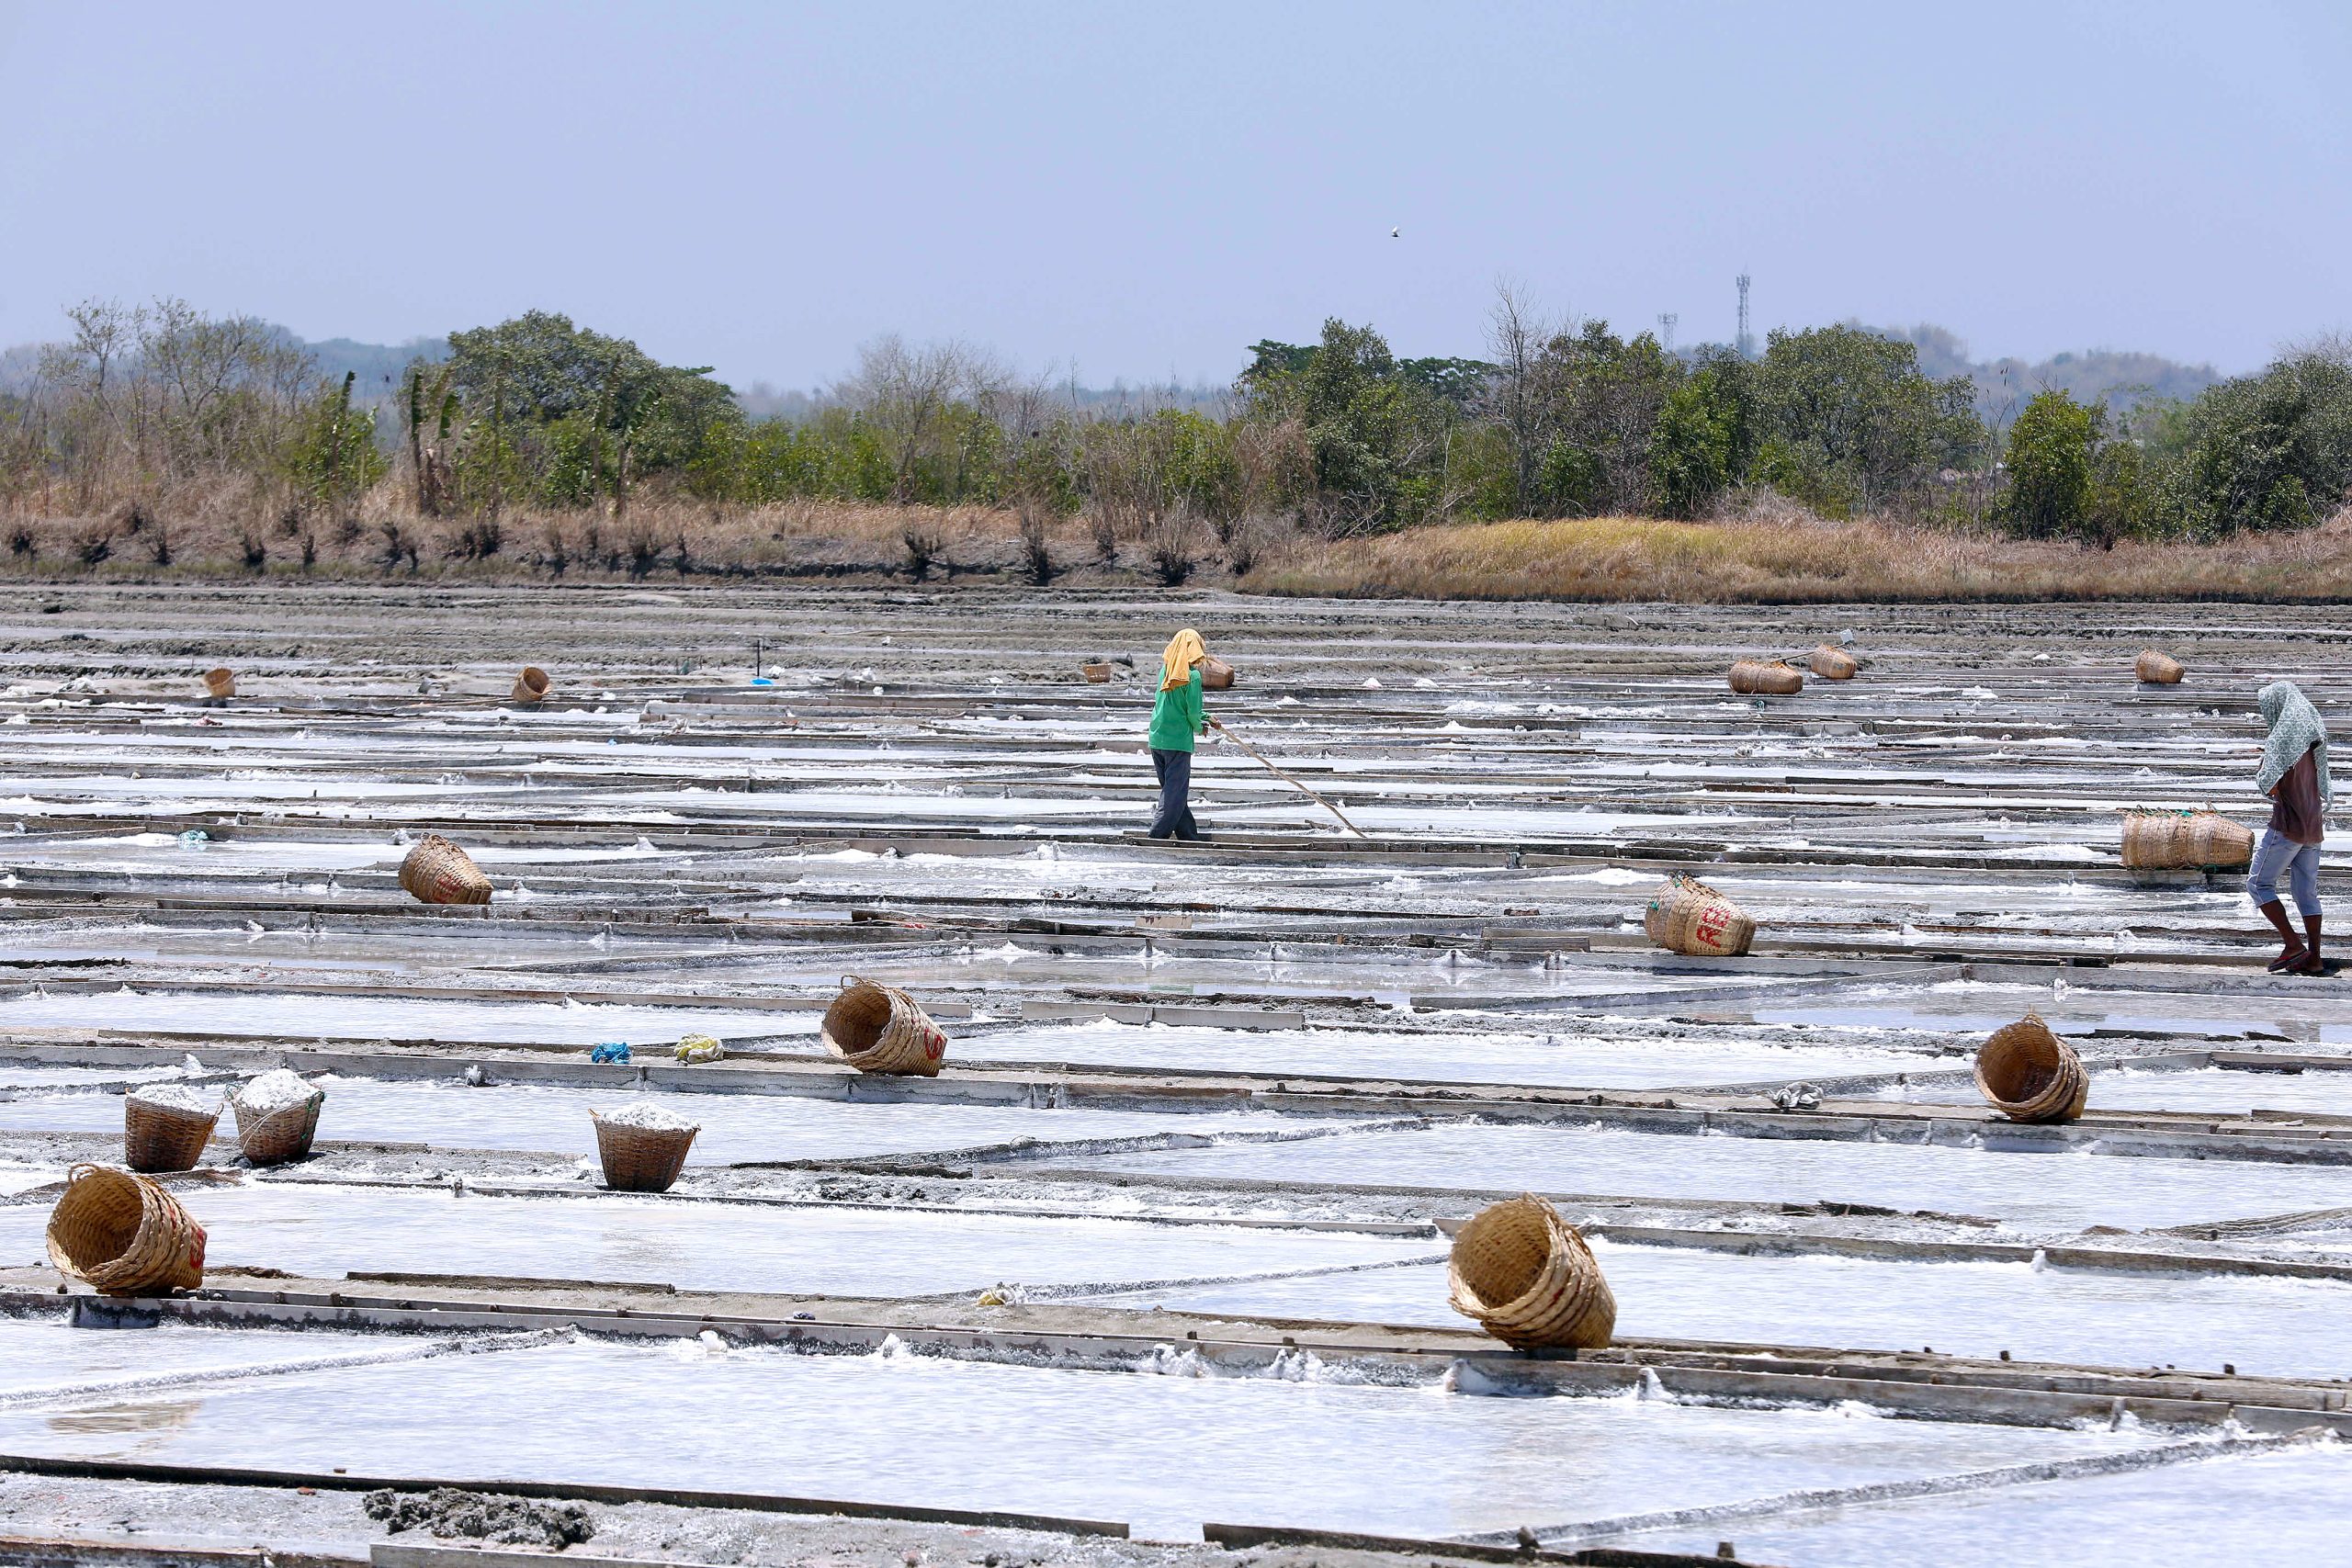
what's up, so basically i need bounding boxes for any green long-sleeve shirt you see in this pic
[1148,669,1205,751]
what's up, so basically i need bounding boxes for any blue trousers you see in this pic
[1148,748,1200,840]
[2250,828,2323,918]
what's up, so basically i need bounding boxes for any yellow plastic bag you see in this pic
[673,1034,725,1065]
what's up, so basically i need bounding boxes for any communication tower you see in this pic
[1736,273,1752,359]
[1657,313,1678,354]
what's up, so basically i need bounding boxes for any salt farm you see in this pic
[6,582,2352,1567]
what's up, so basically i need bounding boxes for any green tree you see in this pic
[2166,352,2352,534]
[2000,389,2098,539]
[443,310,740,509]
[1238,319,1456,531]
[1749,325,1984,514]
[1525,321,1679,516]
[1648,367,1739,519]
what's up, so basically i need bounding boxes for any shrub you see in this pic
[2001,390,2098,540]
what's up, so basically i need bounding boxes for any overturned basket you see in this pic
[1808,644,1858,681]
[1728,660,1804,695]
[124,1096,220,1175]
[2120,809,2253,870]
[512,665,552,705]
[230,1083,325,1166]
[400,833,492,906]
[202,667,236,700]
[2134,649,2184,684]
[590,1111,699,1193]
[821,976,948,1076]
[1975,1012,2088,1123]
[1448,1194,1615,1350]
[1080,661,1114,683]
[1200,655,1237,691]
[47,1163,208,1296]
[1645,872,1757,957]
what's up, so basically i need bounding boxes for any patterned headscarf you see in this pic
[2256,681,2332,806]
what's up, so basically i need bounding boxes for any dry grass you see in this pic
[1245,512,2352,604]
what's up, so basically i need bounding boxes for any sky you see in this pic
[3,1,2348,389]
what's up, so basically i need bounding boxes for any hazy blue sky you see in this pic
[4,1,2347,388]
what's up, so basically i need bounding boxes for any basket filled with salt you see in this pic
[590,1103,701,1193]
[124,1083,220,1174]
[230,1069,325,1166]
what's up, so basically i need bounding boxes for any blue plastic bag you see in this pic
[590,1042,631,1064]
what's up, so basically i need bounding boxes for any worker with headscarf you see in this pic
[1147,627,1211,840]
[2251,681,2332,974]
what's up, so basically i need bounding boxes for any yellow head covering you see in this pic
[1160,627,1207,691]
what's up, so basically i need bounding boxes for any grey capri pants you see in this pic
[2250,828,2323,917]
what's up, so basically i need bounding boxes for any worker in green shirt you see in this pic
[1148,627,1211,840]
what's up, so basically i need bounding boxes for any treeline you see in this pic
[3,294,2348,580]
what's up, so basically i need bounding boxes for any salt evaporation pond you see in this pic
[0,1077,1317,1164]
[0,1332,2156,1540]
[0,989,820,1045]
[1125,1244,2352,1380]
[1886,1065,2352,1117]
[0,1062,195,1089]
[963,1021,1950,1090]
[1071,1123,2352,1232]
[0,1184,1437,1297]
[1631,1442,2352,1566]
[0,1164,63,1195]
[5,831,680,874]
[0,1318,414,1398]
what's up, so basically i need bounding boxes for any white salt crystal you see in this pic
[235,1068,319,1115]
[128,1082,217,1115]
[597,1100,699,1133]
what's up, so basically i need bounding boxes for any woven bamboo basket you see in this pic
[1974,1013,2088,1123]
[2135,649,2184,684]
[821,976,949,1076]
[46,1163,208,1296]
[399,833,492,905]
[2120,811,2191,869]
[1728,660,1804,695]
[2121,810,2253,870]
[1447,1194,1615,1350]
[1645,873,1757,957]
[590,1112,699,1193]
[512,665,551,704]
[1200,656,1237,691]
[202,667,236,699]
[2186,811,2256,868]
[231,1085,325,1166]
[124,1097,220,1175]
[1808,644,1859,681]
[1080,661,1114,683]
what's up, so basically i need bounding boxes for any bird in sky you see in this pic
[1390,227,1399,238]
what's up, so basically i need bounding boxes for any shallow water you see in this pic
[963,1021,1948,1090]
[1630,1443,2352,1566]
[0,989,821,1045]
[0,1182,1436,1297]
[0,1333,2153,1539]
[0,1318,397,1397]
[1070,1122,2352,1232]
[1127,1242,2352,1380]
[1891,1065,2352,1117]
[0,1076,1307,1164]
